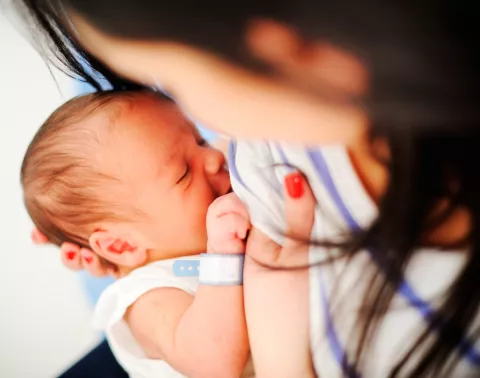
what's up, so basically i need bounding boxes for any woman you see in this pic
[20,1,480,377]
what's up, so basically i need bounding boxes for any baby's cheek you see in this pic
[184,191,213,241]
[191,208,209,244]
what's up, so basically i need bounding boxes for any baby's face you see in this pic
[101,96,231,256]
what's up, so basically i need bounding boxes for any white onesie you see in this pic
[229,140,479,378]
[92,256,254,378]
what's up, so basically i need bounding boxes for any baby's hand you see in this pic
[206,193,250,254]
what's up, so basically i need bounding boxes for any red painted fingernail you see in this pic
[81,249,94,264]
[285,173,304,199]
[66,251,76,260]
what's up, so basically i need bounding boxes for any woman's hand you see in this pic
[31,228,115,277]
[243,172,316,378]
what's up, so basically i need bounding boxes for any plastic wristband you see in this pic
[198,253,244,285]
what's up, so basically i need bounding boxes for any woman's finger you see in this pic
[245,227,281,267]
[60,242,83,270]
[245,171,316,268]
[280,172,316,265]
[243,174,315,376]
[31,228,49,245]
[80,248,113,277]
[61,241,116,277]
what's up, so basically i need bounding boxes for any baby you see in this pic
[21,91,253,378]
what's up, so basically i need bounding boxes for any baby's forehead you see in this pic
[99,96,198,160]
[113,97,198,140]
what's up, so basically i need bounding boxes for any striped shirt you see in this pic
[229,140,479,377]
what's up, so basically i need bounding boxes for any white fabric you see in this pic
[92,257,198,378]
[230,141,479,377]
[92,256,254,378]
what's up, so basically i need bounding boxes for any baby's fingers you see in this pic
[208,213,249,254]
[208,192,249,220]
[223,212,250,240]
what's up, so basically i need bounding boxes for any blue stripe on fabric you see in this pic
[307,147,480,366]
[275,143,293,172]
[319,271,361,378]
[306,149,360,231]
[228,141,250,191]
[229,141,281,205]
[275,145,359,377]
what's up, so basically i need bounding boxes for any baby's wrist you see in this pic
[207,241,245,255]
[199,253,244,285]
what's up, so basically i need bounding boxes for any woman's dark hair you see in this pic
[17,0,480,377]
[18,0,143,91]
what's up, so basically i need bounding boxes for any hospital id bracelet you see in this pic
[198,253,244,285]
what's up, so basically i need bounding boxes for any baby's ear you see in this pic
[89,230,147,268]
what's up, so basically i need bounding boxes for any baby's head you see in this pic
[22,91,230,271]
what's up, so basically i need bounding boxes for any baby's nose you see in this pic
[204,149,226,175]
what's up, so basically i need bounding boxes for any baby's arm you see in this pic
[125,193,250,378]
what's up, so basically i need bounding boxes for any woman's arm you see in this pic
[243,172,316,378]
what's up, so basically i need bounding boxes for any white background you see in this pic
[0,5,99,377]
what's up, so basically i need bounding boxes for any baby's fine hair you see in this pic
[21,90,167,249]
